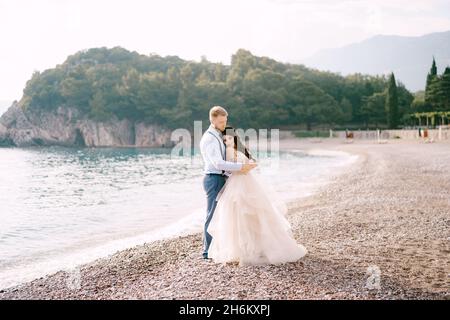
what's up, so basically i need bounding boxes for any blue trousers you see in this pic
[202,174,227,258]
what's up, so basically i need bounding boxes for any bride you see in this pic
[207,126,307,266]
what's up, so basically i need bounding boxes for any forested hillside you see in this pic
[21,47,414,130]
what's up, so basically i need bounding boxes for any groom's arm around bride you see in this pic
[199,106,257,175]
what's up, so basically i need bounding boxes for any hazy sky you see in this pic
[1,0,450,101]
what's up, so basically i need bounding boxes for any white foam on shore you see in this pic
[0,148,359,290]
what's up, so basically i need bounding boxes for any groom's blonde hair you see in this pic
[209,106,228,122]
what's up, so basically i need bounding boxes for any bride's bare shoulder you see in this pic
[226,148,253,163]
[237,150,251,163]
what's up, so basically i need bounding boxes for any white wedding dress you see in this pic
[208,150,307,265]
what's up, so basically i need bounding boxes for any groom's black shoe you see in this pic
[202,253,211,260]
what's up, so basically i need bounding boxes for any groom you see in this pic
[199,106,257,259]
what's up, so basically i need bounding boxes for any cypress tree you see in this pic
[425,57,438,108]
[425,57,437,104]
[386,73,399,129]
[439,67,450,111]
[430,57,437,76]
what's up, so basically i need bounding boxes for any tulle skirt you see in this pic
[208,171,307,265]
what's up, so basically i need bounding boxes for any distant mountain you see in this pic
[0,100,12,116]
[302,30,450,92]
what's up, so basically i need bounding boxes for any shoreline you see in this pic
[1,138,449,299]
[0,142,355,291]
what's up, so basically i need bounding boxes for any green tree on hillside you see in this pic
[361,92,386,128]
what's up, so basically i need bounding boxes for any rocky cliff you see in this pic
[0,102,175,148]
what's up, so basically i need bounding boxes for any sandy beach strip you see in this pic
[1,138,449,300]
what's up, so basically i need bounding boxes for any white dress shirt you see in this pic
[199,124,243,175]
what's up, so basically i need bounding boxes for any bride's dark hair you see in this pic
[222,126,254,160]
